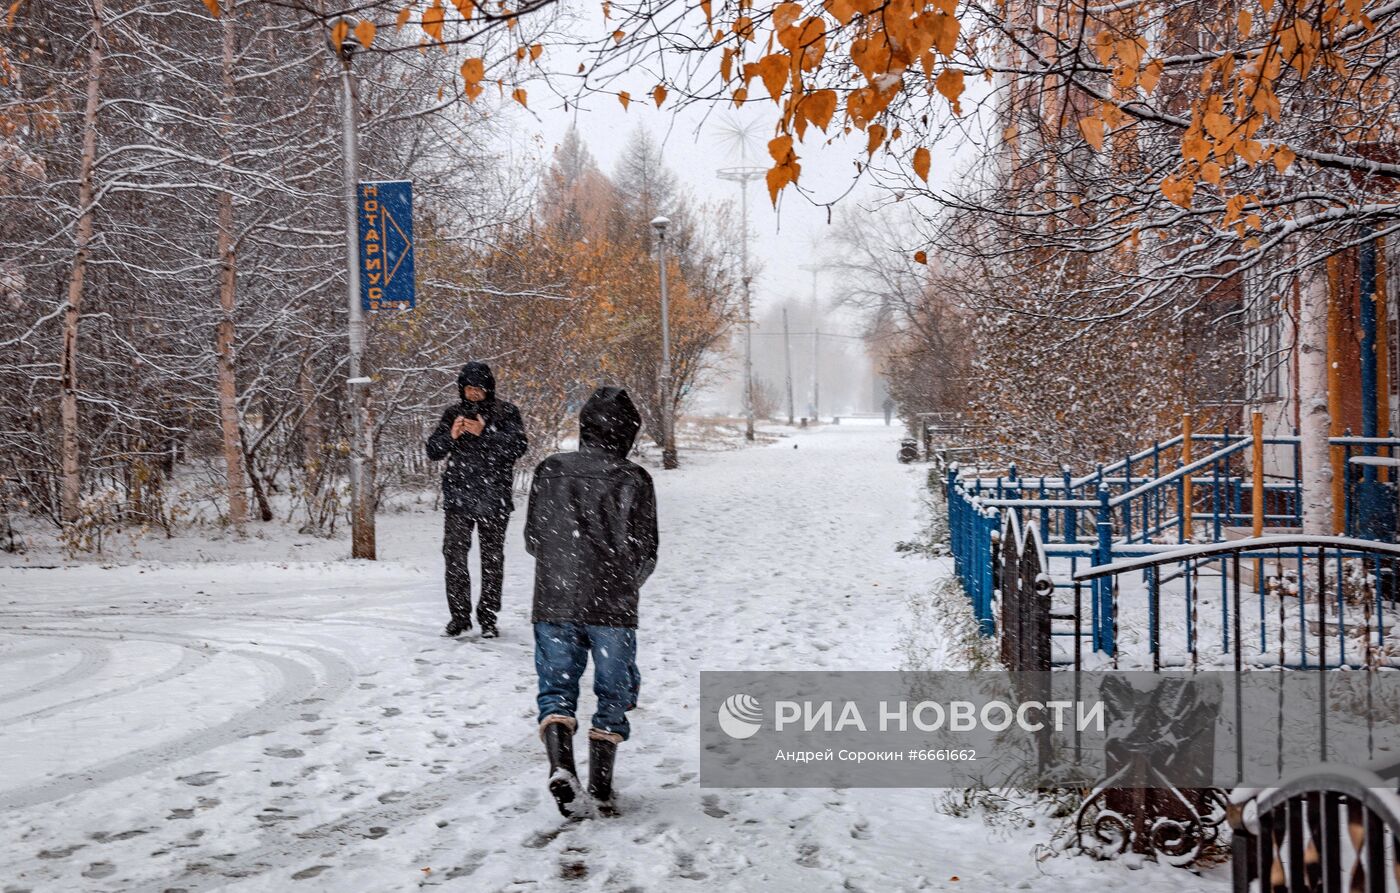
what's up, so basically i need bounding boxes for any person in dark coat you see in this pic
[425,361,528,639]
[524,386,658,817]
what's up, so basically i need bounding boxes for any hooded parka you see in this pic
[524,387,659,628]
[425,362,529,517]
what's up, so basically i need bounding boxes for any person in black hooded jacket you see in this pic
[525,386,658,817]
[425,361,528,638]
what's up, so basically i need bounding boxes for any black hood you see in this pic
[457,361,496,400]
[579,387,641,457]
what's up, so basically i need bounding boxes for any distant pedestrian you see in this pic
[425,362,528,639]
[524,387,658,817]
[883,397,896,426]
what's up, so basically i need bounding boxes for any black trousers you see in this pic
[443,510,509,628]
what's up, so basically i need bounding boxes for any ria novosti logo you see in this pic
[717,693,764,739]
[716,693,1105,740]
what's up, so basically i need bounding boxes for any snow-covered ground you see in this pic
[0,422,1225,891]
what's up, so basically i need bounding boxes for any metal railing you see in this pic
[1229,761,1400,892]
[1070,536,1400,671]
[945,430,1400,657]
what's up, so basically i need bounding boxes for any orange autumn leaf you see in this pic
[618,91,631,110]
[824,0,856,26]
[354,19,377,48]
[1273,145,1296,173]
[755,53,789,103]
[330,18,350,50]
[913,146,931,182]
[452,0,476,19]
[865,123,887,156]
[1139,59,1164,94]
[797,18,827,71]
[935,68,964,114]
[396,7,412,30]
[914,250,928,264]
[462,58,485,100]
[422,2,446,42]
[512,87,528,107]
[530,44,543,62]
[773,2,803,32]
[799,90,837,132]
[766,135,801,204]
[653,84,668,107]
[1160,175,1195,208]
[202,0,220,17]
[1078,114,1104,151]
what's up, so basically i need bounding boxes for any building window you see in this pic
[1243,266,1283,403]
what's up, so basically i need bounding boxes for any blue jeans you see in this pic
[534,622,640,741]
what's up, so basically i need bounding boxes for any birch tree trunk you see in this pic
[1298,270,1333,535]
[215,0,248,529]
[58,0,106,524]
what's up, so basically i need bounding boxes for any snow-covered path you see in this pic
[0,423,1220,891]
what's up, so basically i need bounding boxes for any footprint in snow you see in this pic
[89,829,146,843]
[177,771,222,787]
[263,746,304,759]
[441,849,488,880]
[291,864,332,880]
[701,794,729,818]
[559,843,590,880]
[36,843,85,861]
[673,851,707,881]
[80,861,115,879]
[523,822,577,849]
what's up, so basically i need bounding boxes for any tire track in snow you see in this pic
[0,639,110,706]
[1,607,435,637]
[0,644,211,728]
[0,626,353,812]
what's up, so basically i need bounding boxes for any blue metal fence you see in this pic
[943,430,1400,659]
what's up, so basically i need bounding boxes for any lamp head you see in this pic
[650,215,670,234]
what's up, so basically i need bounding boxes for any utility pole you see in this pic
[800,264,822,424]
[782,306,795,425]
[335,27,375,559]
[652,216,678,469]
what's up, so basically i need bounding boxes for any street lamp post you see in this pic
[652,216,678,470]
[717,165,764,442]
[334,27,376,559]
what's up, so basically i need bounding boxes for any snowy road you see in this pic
[0,423,1221,891]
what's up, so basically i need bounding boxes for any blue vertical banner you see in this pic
[357,180,415,312]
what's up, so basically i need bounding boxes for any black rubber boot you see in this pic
[441,618,471,638]
[542,721,580,817]
[588,735,618,817]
